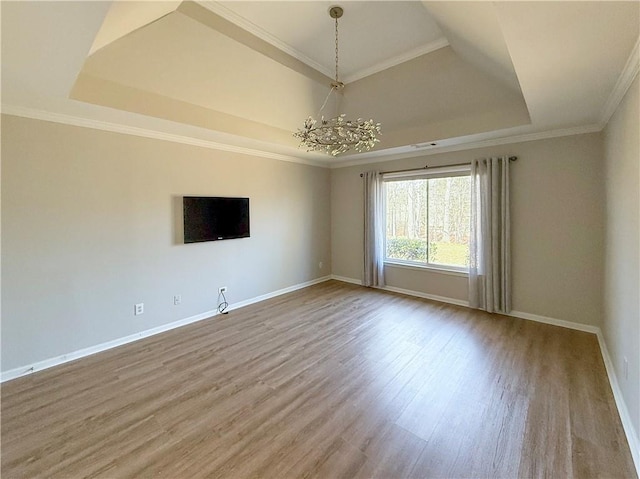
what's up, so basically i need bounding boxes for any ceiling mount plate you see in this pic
[329,6,343,19]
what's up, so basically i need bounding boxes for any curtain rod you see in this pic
[359,156,517,177]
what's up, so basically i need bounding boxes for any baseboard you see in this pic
[381,284,470,307]
[0,309,218,383]
[509,310,600,334]
[331,274,469,307]
[330,274,362,285]
[228,275,331,311]
[330,275,600,333]
[1,275,332,383]
[332,274,469,307]
[596,332,640,475]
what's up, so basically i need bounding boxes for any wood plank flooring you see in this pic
[1,280,636,478]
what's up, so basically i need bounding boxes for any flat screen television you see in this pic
[183,196,250,243]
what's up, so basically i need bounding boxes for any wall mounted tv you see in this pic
[183,196,250,243]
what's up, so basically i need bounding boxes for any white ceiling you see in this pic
[1,1,639,166]
[496,1,640,128]
[207,1,447,83]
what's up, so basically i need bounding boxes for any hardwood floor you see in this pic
[1,280,636,478]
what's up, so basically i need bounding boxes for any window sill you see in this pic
[384,261,469,277]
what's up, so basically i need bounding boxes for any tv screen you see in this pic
[183,196,250,243]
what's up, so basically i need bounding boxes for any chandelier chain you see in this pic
[335,15,339,83]
[294,5,381,156]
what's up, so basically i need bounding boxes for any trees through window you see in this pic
[384,172,471,270]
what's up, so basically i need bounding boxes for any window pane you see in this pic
[427,176,471,267]
[385,179,427,262]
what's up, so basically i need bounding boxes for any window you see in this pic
[384,166,471,272]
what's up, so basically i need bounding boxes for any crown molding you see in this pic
[197,1,335,79]
[600,35,640,127]
[342,39,449,84]
[1,104,328,168]
[329,123,603,169]
[3,104,605,171]
[198,1,448,85]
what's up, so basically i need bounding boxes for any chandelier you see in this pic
[294,6,381,156]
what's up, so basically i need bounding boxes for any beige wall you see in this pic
[331,133,605,326]
[1,115,331,372]
[603,75,639,437]
[343,47,530,150]
[1,110,623,391]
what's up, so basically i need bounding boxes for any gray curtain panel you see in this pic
[469,157,511,313]
[363,171,385,287]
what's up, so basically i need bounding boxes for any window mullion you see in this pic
[425,179,429,265]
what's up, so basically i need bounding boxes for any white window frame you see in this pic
[383,165,471,275]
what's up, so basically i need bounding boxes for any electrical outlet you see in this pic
[134,303,144,315]
[173,295,181,306]
[319,261,323,269]
[218,286,227,294]
[623,357,628,380]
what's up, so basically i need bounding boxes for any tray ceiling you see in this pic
[2,1,639,164]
